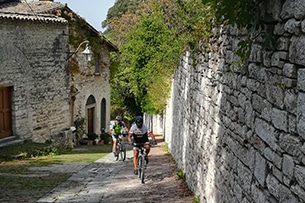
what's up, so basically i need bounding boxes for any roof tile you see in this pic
[0,1,67,23]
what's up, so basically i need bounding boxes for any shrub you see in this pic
[87,132,98,141]
[100,133,112,144]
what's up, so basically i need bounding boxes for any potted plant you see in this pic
[100,132,111,144]
[87,132,98,145]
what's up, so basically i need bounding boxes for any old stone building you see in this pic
[0,0,117,146]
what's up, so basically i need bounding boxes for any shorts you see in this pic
[111,134,119,141]
[111,134,124,141]
[133,142,150,150]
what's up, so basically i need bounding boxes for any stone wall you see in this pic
[152,0,305,202]
[0,19,71,143]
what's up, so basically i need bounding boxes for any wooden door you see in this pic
[87,107,94,133]
[0,87,12,139]
[100,98,106,132]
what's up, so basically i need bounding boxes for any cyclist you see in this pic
[110,115,128,159]
[128,115,156,175]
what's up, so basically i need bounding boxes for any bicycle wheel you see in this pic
[140,156,145,183]
[115,144,120,161]
[120,145,126,161]
[138,156,142,179]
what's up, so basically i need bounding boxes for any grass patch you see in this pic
[0,142,53,161]
[0,142,113,202]
[193,196,200,203]
[0,173,71,202]
[0,143,112,168]
[0,162,30,173]
[1,173,70,190]
[0,142,112,169]
[162,142,169,153]
[176,168,186,182]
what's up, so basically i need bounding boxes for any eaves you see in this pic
[0,11,67,23]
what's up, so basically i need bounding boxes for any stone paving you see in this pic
[37,136,194,203]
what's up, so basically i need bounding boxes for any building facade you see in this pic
[0,0,117,146]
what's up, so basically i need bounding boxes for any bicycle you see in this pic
[115,134,126,161]
[129,141,157,184]
[135,143,147,184]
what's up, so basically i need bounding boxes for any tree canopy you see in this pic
[103,0,269,120]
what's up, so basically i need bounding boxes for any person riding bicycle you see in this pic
[110,115,128,158]
[128,115,156,175]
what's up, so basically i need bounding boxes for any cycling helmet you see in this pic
[115,115,122,121]
[135,116,143,128]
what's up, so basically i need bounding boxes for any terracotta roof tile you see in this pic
[0,1,67,23]
[0,12,67,23]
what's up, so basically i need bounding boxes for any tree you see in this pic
[105,0,263,117]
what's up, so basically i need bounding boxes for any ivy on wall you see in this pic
[61,9,106,68]
[206,0,276,60]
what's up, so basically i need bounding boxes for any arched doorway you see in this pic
[100,98,106,132]
[86,95,96,133]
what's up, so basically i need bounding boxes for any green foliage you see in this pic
[74,114,85,144]
[100,132,112,144]
[203,0,255,28]
[0,143,112,201]
[119,3,183,114]
[106,0,271,116]
[176,0,216,47]
[103,0,142,27]
[0,142,61,161]
[237,38,252,60]
[106,0,219,115]
[26,147,59,158]
[176,168,186,182]
[204,0,275,61]
[108,0,184,115]
[87,132,98,141]
[62,9,105,65]
[0,173,71,200]
[162,142,171,156]
[193,196,200,203]
[0,142,112,163]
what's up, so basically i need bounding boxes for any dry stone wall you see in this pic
[160,0,305,202]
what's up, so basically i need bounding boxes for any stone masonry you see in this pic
[147,0,305,202]
[0,17,71,143]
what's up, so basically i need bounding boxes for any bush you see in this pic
[87,132,98,141]
[100,133,112,144]
[74,115,85,145]
[26,147,59,158]
[0,142,63,161]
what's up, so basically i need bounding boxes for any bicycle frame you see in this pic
[115,134,126,161]
[136,143,147,184]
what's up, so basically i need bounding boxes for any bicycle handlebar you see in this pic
[127,141,157,146]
